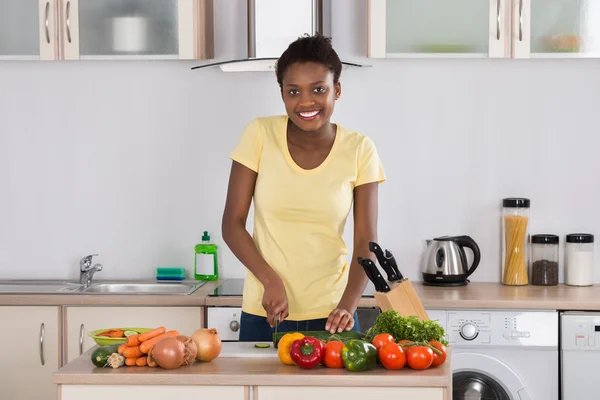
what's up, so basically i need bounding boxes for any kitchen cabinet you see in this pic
[0,306,60,400]
[65,306,203,362]
[61,385,245,400]
[367,0,600,59]
[367,0,509,58]
[257,386,446,400]
[0,0,213,61]
[0,0,59,60]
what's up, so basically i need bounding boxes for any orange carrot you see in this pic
[125,357,138,366]
[123,346,143,359]
[124,335,140,347]
[118,344,127,354]
[137,327,167,342]
[139,330,180,354]
[136,356,148,367]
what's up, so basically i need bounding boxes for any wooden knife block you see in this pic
[373,279,430,321]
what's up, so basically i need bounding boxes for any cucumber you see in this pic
[272,331,365,348]
[91,344,122,368]
[254,343,270,348]
[124,330,138,337]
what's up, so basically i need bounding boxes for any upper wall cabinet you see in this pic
[0,0,214,61]
[0,0,59,60]
[367,0,509,58]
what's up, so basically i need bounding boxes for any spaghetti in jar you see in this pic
[502,198,530,285]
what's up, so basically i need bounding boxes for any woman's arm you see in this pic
[221,161,289,326]
[326,181,379,333]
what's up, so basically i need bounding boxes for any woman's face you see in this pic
[281,61,341,133]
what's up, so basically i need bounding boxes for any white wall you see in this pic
[1,1,599,283]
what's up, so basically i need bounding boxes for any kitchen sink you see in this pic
[0,280,83,294]
[81,281,206,295]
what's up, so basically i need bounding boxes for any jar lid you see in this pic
[502,198,530,208]
[532,234,559,244]
[566,234,594,243]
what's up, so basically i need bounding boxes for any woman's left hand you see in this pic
[326,308,354,334]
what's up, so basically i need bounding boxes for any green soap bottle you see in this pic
[194,231,219,281]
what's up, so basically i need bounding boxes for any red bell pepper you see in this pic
[289,336,324,369]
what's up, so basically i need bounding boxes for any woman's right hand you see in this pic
[262,278,289,327]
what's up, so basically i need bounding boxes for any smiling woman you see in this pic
[221,33,386,342]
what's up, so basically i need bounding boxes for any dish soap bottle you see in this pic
[194,231,219,281]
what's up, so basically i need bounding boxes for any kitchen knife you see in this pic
[369,242,404,282]
[358,256,390,293]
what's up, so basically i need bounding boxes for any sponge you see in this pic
[156,268,187,281]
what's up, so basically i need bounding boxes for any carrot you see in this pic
[138,327,167,342]
[125,335,140,347]
[123,346,143,359]
[125,357,138,366]
[136,356,148,367]
[118,344,127,354]
[108,330,124,338]
[139,330,180,354]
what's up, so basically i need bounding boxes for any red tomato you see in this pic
[397,339,413,348]
[428,341,448,367]
[323,341,344,368]
[407,345,434,370]
[378,342,406,370]
[372,333,395,351]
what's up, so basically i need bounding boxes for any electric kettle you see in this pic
[421,235,481,286]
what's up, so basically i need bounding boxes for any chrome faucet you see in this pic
[80,254,103,288]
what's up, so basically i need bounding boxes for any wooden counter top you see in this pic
[206,282,600,311]
[54,345,451,388]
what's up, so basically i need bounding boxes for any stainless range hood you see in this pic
[192,0,367,72]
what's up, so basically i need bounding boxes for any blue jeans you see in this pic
[239,311,361,342]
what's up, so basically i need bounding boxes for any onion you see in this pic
[148,335,197,369]
[191,328,222,362]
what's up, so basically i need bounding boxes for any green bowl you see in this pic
[88,327,153,346]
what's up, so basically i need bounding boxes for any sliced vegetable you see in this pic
[191,328,221,362]
[289,336,324,369]
[91,344,122,368]
[255,343,270,348]
[277,332,305,365]
[341,340,377,372]
[124,330,138,337]
[323,341,344,368]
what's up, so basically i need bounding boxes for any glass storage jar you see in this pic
[502,198,530,286]
[565,233,595,286]
[530,234,559,286]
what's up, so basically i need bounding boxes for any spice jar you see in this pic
[530,234,559,286]
[502,198,530,286]
[565,234,595,286]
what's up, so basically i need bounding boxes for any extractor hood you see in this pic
[192,0,367,72]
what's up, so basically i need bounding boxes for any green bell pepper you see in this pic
[341,339,378,372]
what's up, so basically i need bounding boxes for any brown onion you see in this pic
[191,328,222,362]
[148,336,196,369]
[176,335,197,365]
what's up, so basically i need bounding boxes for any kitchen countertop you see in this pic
[53,345,452,387]
[2,278,600,311]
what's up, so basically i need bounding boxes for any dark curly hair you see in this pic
[275,33,342,88]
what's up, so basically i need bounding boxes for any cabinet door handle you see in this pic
[44,2,50,44]
[79,324,84,355]
[66,1,72,43]
[39,323,46,366]
[518,0,523,41]
[496,0,501,40]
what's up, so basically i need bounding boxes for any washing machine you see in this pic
[426,309,559,400]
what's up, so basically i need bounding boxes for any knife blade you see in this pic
[358,256,390,293]
[369,242,403,282]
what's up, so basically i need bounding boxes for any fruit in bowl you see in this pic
[89,328,152,346]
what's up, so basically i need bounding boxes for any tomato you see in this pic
[406,345,434,370]
[378,342,406,370]
[428,341,448,367]
[372,333,395,351]
[323,341,344,368]
[397,339,413,348]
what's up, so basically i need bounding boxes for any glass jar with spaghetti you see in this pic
[502,198,530,285]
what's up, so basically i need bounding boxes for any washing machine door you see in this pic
[452,352,532,400]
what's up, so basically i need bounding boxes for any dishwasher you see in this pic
[561,311,600,400]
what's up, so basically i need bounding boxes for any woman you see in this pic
[222,33,386,342]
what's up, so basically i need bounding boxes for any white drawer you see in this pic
[207,307,242,341]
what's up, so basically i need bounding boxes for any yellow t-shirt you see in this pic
[230,115,386,320]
